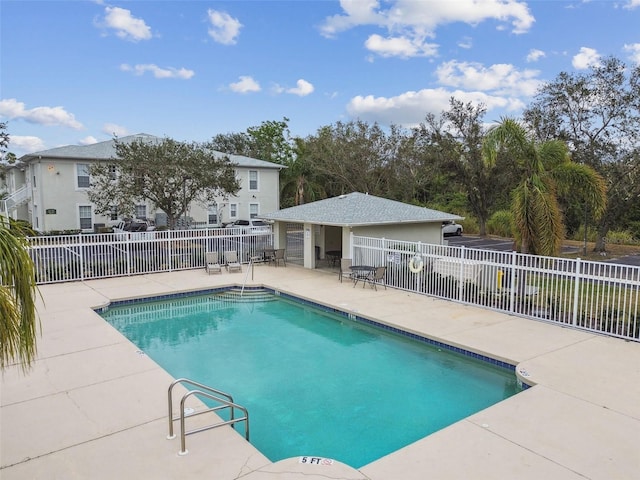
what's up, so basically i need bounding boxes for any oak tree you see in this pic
[89,136,240,229]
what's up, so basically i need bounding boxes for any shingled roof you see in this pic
[18,134,282,169]
[260,192,462,227]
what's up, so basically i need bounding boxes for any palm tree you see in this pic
[0,216,39,372]
[279,138,326,207]
[482,118,606,256]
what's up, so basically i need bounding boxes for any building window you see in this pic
[230,203,238,219]
[249,203,259,219]
[135,204,147,219]
[77,164,90,188]
[208,204,218,225]
[109,206,119,221]
[79,205,92,230]
[109,165,117,181]
[248,170,258,190]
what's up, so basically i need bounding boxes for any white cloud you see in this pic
[572,47,601,69]
[364,34,438,58]
[624,0,640,9]
[346,87,522,128]
[229,76,261,93]
[0,98,83,129]
[101,6,152,42]
[457,36,473,49]
[102,123,129,137]
[79,136,98,145]
[7,135,45,154]
[320,0,384,38]
[624,43,640,64]
[120,64,195,79]
[526,48,545,62]
[286,79,315,97]
[435,60,542,96]
[321,0,534,58]
[207,9,242,45]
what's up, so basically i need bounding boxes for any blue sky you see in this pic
[2,0,640,157]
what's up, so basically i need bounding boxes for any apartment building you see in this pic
[3,134,283,232]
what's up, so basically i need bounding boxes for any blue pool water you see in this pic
[101,290,520,468]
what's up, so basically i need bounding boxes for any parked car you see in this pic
[111,219,157,240]
[442,220,463,236]
[224,219,270,231]
[111,219,156,232]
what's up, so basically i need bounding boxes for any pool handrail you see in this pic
[167,378,250,455]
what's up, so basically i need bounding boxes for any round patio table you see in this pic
[349,265,376,287]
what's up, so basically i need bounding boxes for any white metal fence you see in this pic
[25,229,639,341]
[27,227,273,284]
[351,235,640,342]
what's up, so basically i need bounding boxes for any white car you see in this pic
[442,220,463,236]
[224,219,270,231]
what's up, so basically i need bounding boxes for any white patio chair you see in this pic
[225,251,242,273]
[205,252,222,274]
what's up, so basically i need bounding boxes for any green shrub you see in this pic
[459,216,478,235]
[45,230,82,236]
[605,230,637,245]
[569,224,598,242]
[627,221,640,241]
[486,210,513,237]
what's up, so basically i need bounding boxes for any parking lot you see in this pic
[446,234,640,267]
[446,234,517,252]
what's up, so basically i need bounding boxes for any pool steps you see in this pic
[214,288,278,303]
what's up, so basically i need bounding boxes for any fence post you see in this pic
[458,245,466,302]
[126,235,132,276]
[79,233,85,281]
[572,258,582,327]
[416,241,422,293]
[168,235,174,272]
[509,251,517,313]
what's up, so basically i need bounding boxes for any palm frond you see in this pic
[482,117,530,167]
[551,162,607,218]
[537,140,569,170]
[512,176,563,256]
[0,222,40,372]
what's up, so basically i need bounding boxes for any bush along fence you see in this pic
[351,235,640,342]
[27,227,273,284]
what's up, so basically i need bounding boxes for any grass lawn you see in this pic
[561,239,640,262]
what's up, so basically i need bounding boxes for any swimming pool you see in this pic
[100,288,521,468]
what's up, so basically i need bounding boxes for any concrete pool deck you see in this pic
[1,264,639,479]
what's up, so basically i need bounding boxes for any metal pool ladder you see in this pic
[167,378,250,455]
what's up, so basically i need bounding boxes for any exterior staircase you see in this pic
[2,185,30,216]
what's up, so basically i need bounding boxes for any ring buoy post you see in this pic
[409,255,424,273]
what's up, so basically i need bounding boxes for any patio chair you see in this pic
[225,251,242,273]
[339,258,352,283]
[205,252,222,274]
[366,266,387,290]
[271,248,286,267]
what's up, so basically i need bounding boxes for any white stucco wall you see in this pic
[351,223,442,244]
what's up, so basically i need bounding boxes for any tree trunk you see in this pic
[594,218,610,252]
[478,218,487,236]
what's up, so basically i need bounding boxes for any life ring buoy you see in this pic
[409,255,424,273]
